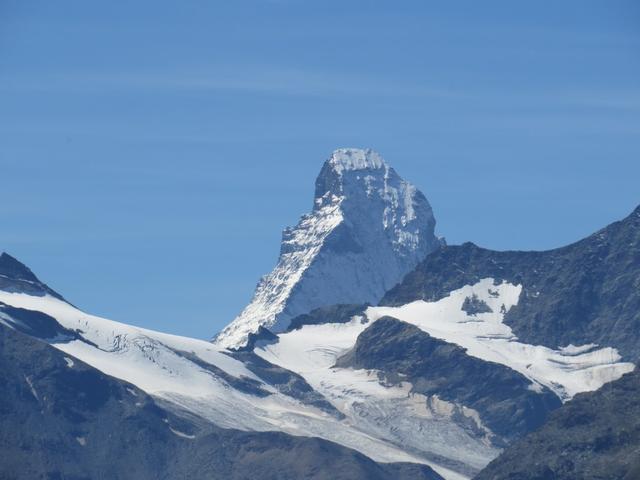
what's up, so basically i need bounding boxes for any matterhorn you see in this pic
[214,148,443,349]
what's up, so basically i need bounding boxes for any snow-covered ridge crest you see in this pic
[328,148,385,174]
[214,148,442,350]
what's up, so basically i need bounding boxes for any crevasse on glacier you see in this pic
[214,148,443,349]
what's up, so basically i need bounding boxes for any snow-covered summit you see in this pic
[214,148,443,350]
[328,148,385,173]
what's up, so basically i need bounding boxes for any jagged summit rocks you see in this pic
[214,148,443,349]
[0,252,64,300]
[0,252,39,282]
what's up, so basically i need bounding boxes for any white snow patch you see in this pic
[63,357,74,368]
[169,427,196,439]
[560,344,598,356]
[24,375,38,400]
[329,148,385,174]
[76,436,86,446]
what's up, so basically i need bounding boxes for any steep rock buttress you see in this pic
[214,148,443,349]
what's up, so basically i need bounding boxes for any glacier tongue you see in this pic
[214,148,443,349]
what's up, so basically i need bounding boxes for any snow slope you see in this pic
[0,290,463,480]
[214,148,443,349]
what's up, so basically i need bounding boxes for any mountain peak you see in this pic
[214,149,442,349]
[328,148,385,174]
[0,252,66,301]
[0,252,39,283]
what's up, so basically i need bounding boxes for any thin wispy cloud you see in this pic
[0,65,458,99]
[3,64,639,115]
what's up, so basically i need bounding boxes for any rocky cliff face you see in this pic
[215,148,442,349]
[0,252,65,300]
[475,366,640,480]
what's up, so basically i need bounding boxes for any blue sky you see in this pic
[1,1,639,338]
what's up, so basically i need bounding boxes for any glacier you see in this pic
[0,289,465,480]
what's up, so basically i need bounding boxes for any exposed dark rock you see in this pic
[336,317,561,445]
[287,304,368,331]
[475,366,640,480]
[0,252,67,301]
[461,294,493,315]
[229,350,344,418]
[0,302,85,343]
[322,222,365,254]
[233,325,279,352]
[0,252,40,282]
[171,348,271,397]
[382,205,640,360]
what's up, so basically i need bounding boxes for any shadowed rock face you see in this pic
[0,302,85,342]
[287,303,368,331]
[475,366,640,480]
[0,252,40,282]
[0,252,66,300]
[0,324,443,480]
[336,317,562,445]
[382,205,640,360]
[227,349,345,418]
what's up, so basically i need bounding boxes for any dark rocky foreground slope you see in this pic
[475,366,640,480]
[0,324,442,480]
[382,205,640,360]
